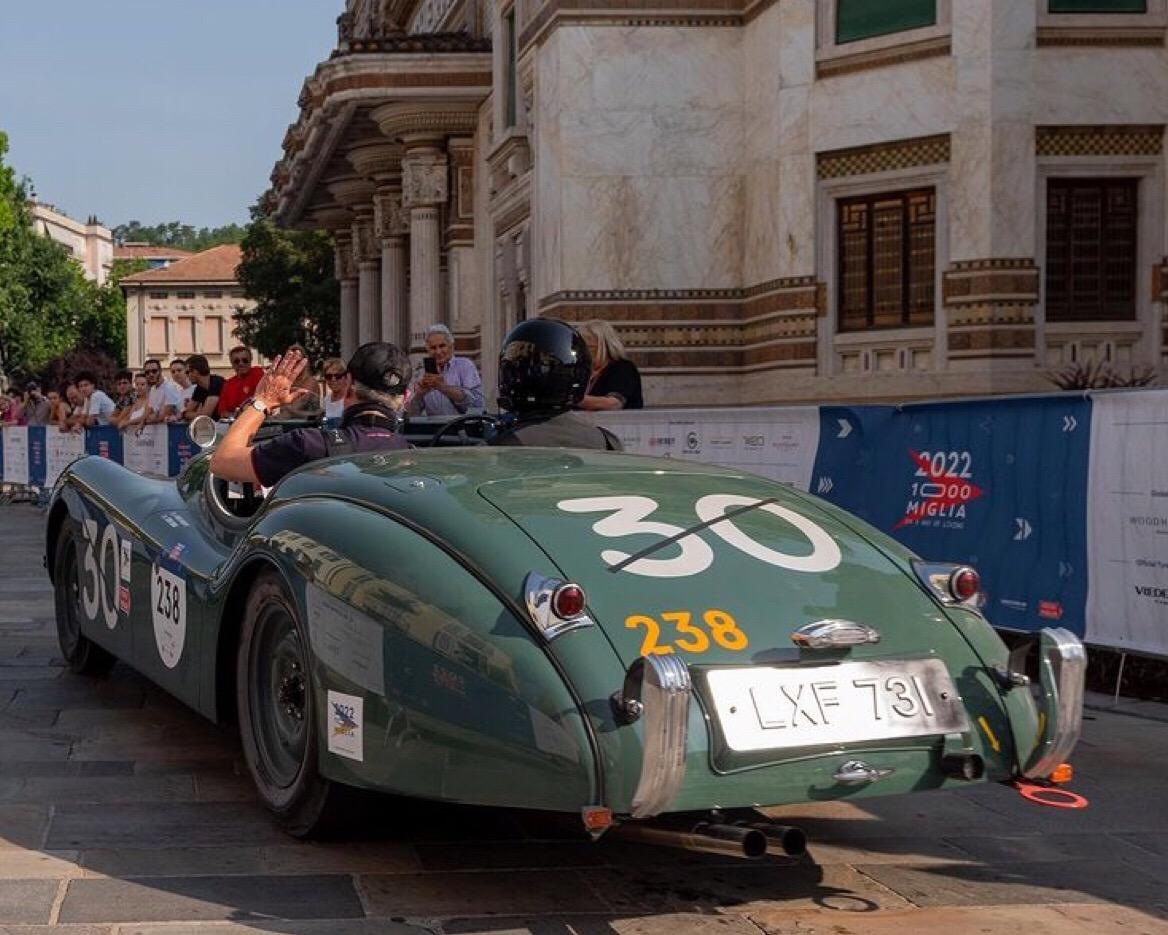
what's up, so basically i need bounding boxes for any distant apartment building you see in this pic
[113,242,194,271]
[29,201,114,285]
[120,244,257,374]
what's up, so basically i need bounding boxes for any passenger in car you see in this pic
[209,342,411,487]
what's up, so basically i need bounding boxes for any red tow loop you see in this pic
[1011,780,1089,809]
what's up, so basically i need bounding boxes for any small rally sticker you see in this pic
[327,690,363,762]
[118,585,131,615]
[151,564,187,668]
[120,538,131,583]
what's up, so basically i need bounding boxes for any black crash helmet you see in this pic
[498,318,591,413]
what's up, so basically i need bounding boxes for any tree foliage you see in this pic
[112,220,246,252]
[234,218,339,366]
[0,129,130,385]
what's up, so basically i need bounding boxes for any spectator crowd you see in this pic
[0,318,644,435]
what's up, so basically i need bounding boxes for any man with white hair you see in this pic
[407,323,483,417]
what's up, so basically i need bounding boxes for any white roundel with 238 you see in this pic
[555,494,842,579]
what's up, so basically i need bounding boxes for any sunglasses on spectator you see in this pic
[144,367,161,374]
[230,356,250,365]
[324,372,347,381]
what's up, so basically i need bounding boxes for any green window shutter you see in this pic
[1048,0,1146,12]
[836,0,937,44]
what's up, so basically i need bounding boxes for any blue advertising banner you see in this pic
[811,406,895,512]
[26,427,47,488]
[168,425,198,477]
[816,397,1093,638]
[85,426,123,464]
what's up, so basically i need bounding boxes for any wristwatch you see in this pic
[249,398,269,416]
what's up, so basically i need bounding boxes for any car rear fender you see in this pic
[225,496,609,812]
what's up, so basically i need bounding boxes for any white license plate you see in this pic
[705,658,968,753]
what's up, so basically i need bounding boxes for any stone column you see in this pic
[333,231,359,359]
[353,215,381,346]
[325,177,378,354]
[402,145,449,352]
[375,191,409,347]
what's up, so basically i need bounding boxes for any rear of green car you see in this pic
[479,465,1085,819]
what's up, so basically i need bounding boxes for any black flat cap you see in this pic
[347,342,412,395]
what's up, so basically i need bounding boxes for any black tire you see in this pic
[236,570,348,838]
[53,525,117,677]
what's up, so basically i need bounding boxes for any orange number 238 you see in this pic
[625,610,749,657]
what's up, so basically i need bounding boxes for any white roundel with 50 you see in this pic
[556,494,842,579]
[151,564,187,668]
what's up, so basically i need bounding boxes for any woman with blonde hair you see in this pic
[576,319,643,411]
[320,357,350,421]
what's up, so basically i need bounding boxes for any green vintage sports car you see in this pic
[45,434,1086,855]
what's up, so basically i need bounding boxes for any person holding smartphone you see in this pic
[406,323,483,417]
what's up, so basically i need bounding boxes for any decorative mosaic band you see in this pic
[816,37,951,80]
[947,328,1035,356]
[519,0,778,50]
[942,259,1040,310]
[538,278,821,373]
[1036,125,1164,158]
[1154,258,1168,302]
[1036,28,1165,48]
[817,134,950,180]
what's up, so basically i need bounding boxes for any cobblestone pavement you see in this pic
[2,503,1167,934]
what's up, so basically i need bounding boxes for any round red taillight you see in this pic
[949,567,980,603]
[551,583,587,619]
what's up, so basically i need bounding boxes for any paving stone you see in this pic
[67,743,236,765]
[0,762,133,779]
[0,849,81,879]
[0,775,194,806]
[191,771,256,803]
[941,832,1150,864]
[57,874,363,923]
[6,682,144,711]
[857,858,1166,908]
[1120,833,1168,858]
[120,922,422,935]
[0,880,58,923]
[0,926,112,935]
[1053,903,1168,933]
[261,841,419,875]
[804,835,974,866]
[359,869,612,917]
[580,863,911,915]
[444,914,768,935]
[414,841,607,872]
[79,847,267,879]
[0,741,71,762]
[0,805,51,849]
[749,904,1168,935]
[45,802,288,849]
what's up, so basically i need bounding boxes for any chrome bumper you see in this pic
[621,655,692,819]
[1022,627,1087,779]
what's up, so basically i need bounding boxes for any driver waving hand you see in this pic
[210,343,411,488]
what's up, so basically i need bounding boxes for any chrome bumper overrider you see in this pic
[1023,627,1087,779]
[622,655,692,819]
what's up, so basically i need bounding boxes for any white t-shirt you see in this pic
[148,380,183,418]
[179,382,197,403]
[324,395,345,420]
[83,389,117,425]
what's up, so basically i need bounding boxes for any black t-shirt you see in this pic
[191,375,226,416]
[589,358,643,410]
[492,412,621,451]
[251,402,408,487]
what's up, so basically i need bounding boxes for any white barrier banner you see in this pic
[583,407,821,490]
[1086,390,1168,656]
[2,427,29,486]
[45,429,86,489]
[123,424,168,477]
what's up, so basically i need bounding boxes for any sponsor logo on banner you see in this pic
[1129,515,1168,530]
[1133,584,1168,605]
[896,449,985,531]
[742,435,765,449]
[648,436,675,448]
[1038,600,1064,620]
[1000,598,1029,612]
[327,690,364,761]
[686,431,700,453]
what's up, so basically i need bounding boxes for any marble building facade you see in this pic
[268,0,1168,406]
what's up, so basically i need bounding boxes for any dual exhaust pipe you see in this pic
[615,818,807,861]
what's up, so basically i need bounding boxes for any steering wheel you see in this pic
[429,414,504,448]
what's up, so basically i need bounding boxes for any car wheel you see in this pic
[237,570,347,838]
[53,526,116,677]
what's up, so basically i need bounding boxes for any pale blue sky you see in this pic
[0,1,338,229]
